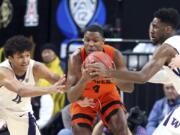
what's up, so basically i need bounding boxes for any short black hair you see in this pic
[154,8,180,29]
[40,43,58,55]
[4,35,33,57]
[84,24,104,37]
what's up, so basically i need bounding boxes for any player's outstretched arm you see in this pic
[112,49,134,92]
[169,55,180,68]
[89,44,176,83]
[33,61,62,84]
[6,78,65,97]
[0,67,66,97]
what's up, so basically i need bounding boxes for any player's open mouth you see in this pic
[88,48,99,52]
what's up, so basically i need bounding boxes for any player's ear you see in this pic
[100,37,105,45]
[8,56,13,62]
[165,26,173,34]
[102,37,105,42]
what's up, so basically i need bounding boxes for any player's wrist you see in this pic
[106,68,114,77]
[80,77,89,84]
[46,86,55,93]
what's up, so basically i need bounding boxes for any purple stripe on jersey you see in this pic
[28,112,37,135]
[163,109,175,126]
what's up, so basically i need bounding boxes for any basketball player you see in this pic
[89,8,180,135]
[0,35,65,135]
[66,24,134,135]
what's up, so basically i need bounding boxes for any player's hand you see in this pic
[86,62,111,78]
[169,55,180,69]
[76,97,96,108]
[50,76,66,93]
[81,63,98,82]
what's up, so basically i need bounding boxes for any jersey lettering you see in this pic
[12,94,22,104]
[171,118,180,128]
[93,80,111,84]
[163,109,174,126]
[93,85,100,93]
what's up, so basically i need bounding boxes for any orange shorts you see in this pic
[70,89,126,129]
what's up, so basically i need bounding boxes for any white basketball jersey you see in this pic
[0,59,35,113]
[163,35,180,94]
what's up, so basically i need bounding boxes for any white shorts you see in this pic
[0,109,41,135]
[153,106,180,135]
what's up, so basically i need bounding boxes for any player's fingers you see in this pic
[104,77,113,81]
[87,98,94,102]
[87,99,96,108]
[86,63,103,69]
[89,72,100,79]
[58,75,66,84]
[86,67,95,72]
[90,104,96,108]
[89,71,99,76]
[59,85,66,91]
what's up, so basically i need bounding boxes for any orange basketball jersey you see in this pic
[80,45,118,98]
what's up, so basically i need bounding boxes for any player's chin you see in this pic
[87,51,93,55]
[87,50,99,54]
[20,66,28,71]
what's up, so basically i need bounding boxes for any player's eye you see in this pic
[84,39,90,42]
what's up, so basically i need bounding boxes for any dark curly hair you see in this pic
[4,35,33,58]
[154,8,180,29]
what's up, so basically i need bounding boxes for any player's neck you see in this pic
[9,62,27,76]
[13,68,26,76]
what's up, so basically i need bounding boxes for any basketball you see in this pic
[83,51,115,69]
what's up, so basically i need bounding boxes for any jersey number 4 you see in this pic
[12,94,22,104]
[93,85,100,93]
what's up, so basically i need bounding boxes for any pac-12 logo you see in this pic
[69,0,97,29]
[56,0,106,38]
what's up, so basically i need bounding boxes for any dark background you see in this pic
[0,0,180,114]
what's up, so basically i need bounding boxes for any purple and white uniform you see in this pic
[0,59,41,135]
[150,35,180,135]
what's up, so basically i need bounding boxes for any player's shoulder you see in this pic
[104,44,121,52]
[71,48,81,56]
[155,97,166,105]
[112,47,123,58]
[33,61,47,73]
[103,44,121,58]
[0,67,14,79]
[103,44,116,51]
[158,43,176,55]
[69,49,81,62]
[165,35,180,42]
